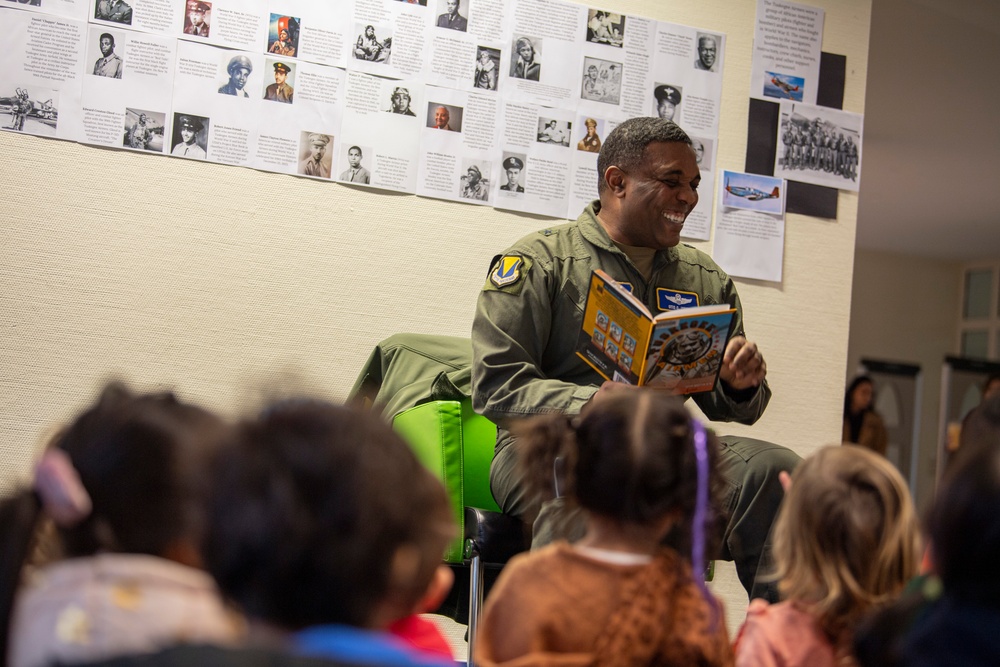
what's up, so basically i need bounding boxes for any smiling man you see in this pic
[471,116,800,604]
[218,54,252,97]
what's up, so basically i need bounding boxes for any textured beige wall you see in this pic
[0,0,870,634]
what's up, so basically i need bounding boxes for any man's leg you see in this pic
[490,434,587,549]
[716,435,800,602]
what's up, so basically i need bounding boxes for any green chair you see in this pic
[351,334,530,665]
[392,398,529,667]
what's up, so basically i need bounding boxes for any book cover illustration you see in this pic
[576,270,734,394]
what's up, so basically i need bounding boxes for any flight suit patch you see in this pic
[656,288,700,311]
[487,255,531,293]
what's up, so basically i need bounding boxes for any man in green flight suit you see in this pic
[471,116,800,602]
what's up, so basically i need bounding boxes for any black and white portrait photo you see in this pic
[170,113,209,159]
[386,85,416,115]
[218,54,253,97]
[436,0,467,32]
[652,83,682,122]
[339,144,371,184]
[510,36,540,81]
[695,33,720,72]
[474,47,500,91]
[90,30,123,79]
[500,154,525,194]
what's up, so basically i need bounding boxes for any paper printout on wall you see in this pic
[337,71,421,192]
[493,99,574,218]
[416,84,499,205]
[81,26,176,153]
[750,0,823,106]
[713,171,786,283]
[773,100,862,192]
[0,8,86,141]
[347,0,432,80]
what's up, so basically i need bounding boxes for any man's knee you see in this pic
[719,436,801,483]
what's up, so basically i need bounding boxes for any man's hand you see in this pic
[719,336,766,391]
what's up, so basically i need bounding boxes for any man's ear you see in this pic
[605,166,627,198]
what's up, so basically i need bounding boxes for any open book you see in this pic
[576,270,736,394]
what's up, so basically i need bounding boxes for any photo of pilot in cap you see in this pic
[653,83,682,122]
[170,113,207,159]
[299,132,332,178]
[184,1,211,38]
[501,155,524,193]
[218,54,252,97]
[263,61,294,103]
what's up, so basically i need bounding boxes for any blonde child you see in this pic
[734,445,920,667]
[475,391,733,667]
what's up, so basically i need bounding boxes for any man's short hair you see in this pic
[349,145,362,155]
[597,117,692,194]
[100,32,115,47]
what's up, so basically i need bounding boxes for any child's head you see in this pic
[773,445,919,638]
[518,390,723,556]
[203,399,454,631]
[0,382,229,661]
[927,408,1000,606]
[51,382,229,559]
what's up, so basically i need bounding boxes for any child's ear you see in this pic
[416,565,454,614]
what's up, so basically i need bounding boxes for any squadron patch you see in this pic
[490,255,525,288]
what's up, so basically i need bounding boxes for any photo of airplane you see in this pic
[762,71,804,102]
[725,178,780,201]
[1,86,58,135]
[720,170,784,214]
[770,75,799,98]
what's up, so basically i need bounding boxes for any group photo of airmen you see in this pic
[780,117,859,181]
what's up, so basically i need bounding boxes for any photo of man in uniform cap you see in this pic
[460,164,489,201]
[183,1,211,37]
[263,61,293,103]
[219,55,252,97]
[653,83,681,121]
[171,113,207,159]
[299,132,332,178]
[501,156,524,193]
[93,32,123,79]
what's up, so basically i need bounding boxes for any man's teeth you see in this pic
[662,212,686,223]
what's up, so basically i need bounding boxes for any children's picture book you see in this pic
[576,270,736,394]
